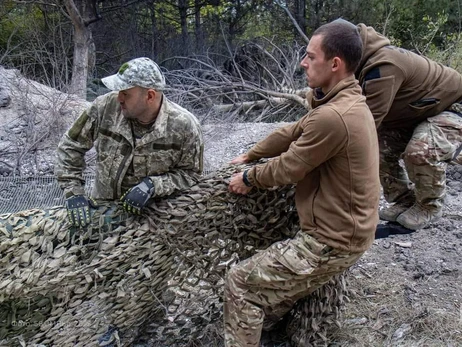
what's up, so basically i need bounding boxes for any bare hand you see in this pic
[230,153,250,165]
[229,172,253,195]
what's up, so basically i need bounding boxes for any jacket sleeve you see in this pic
[247,108,347,188]
[361,63,406,128]
[54,105,98,198]
[247,121,304,160]
[148,124,204,197]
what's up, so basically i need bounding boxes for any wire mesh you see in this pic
[0,169,213,214]
[0,174,95,214]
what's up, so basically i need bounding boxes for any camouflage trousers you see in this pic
[379,108,462,208]
[223,232,363,347]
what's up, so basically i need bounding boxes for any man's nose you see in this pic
[117,92,124,102]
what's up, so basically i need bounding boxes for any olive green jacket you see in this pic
[356,23,462,129]
[55,92,203,200]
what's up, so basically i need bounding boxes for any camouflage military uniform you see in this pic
[379,108,462,210]
[224,232,363,347]
[55,92,203,200]
[357,23,462,229]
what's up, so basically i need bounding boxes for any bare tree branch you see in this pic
[160,43,310,124]
[274,0,309,44]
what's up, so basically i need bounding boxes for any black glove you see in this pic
[120,177,155,215]
[65,195,97,227]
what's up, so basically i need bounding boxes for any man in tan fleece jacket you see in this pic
[356,23,462,230]
[224,20,380,347]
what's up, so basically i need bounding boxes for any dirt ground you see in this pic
[334,163,462,347]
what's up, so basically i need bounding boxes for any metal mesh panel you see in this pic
[0,174,95,214]
[0,169,213,214]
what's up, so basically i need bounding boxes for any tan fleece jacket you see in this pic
[356,23,462,129]
[246,76,380,253]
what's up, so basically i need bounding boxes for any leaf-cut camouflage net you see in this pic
[0,163,350,347]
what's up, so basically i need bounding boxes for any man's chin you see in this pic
[307,81,321,90]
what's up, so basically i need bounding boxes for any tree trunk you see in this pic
[178,0,189,56]
[64,0,94,99]
[194,0,203,53]
[71,25,91,98]
[148,1,159,59]
[295,0,307,36]
[309,0,323,31]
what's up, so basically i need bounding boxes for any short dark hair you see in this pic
[312,19,362,73]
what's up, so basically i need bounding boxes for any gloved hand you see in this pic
[120,177,155,215]
[65,195,97,227]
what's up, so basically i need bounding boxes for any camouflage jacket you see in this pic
[55,92,204,200]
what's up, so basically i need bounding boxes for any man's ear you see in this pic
[331,57,342,72]
[146,89,157,101]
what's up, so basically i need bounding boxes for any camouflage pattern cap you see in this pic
[101,57,166,91]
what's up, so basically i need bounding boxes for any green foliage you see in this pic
[0,1,73,89]
[2,0,462,94]
[425,21,462,73]
[0,3,41,54]
[374,0,453,50]
[239,4,294,45]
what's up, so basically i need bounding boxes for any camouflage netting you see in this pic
[0,163,350,347]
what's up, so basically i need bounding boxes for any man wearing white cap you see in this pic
[55,57,204,227]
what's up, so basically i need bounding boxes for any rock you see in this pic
[445,222,456,231]
[451,171,461,180]
[0,86,10,107]
[391,323,412,342]
[416,262,435,276]
[344,317,368,325]
[395,241,412,248]
[403,262,415,271]
[0,161,13,175]
[381,240,391,249]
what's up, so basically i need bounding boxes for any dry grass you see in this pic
[138,262,461,347]
[331,266,462,346]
